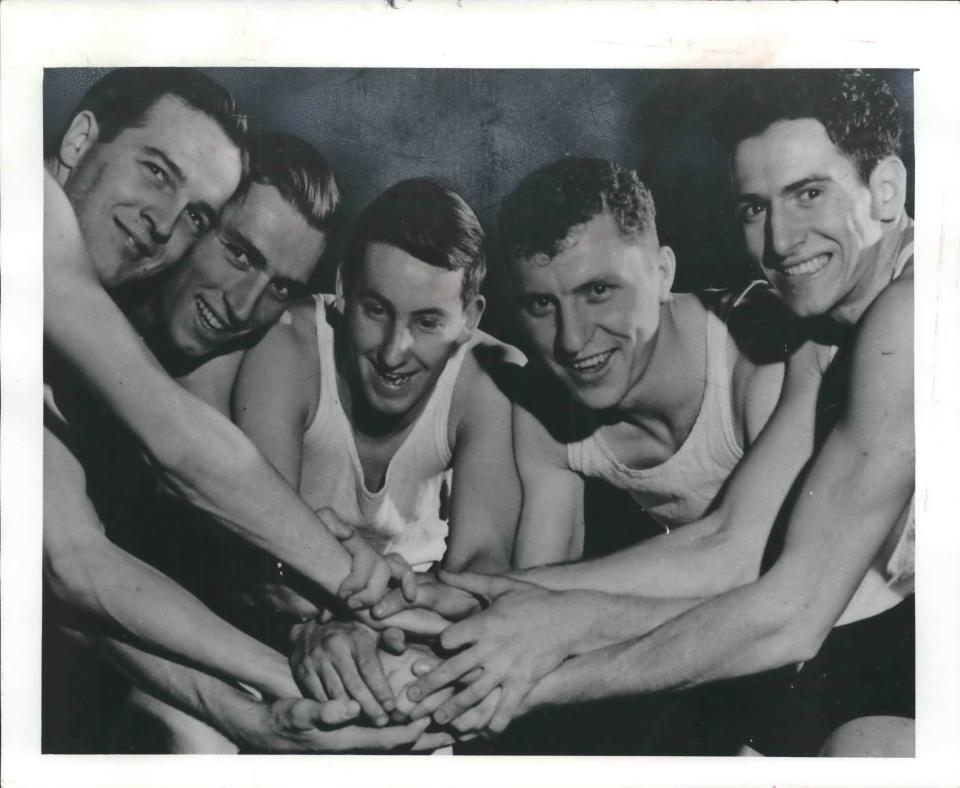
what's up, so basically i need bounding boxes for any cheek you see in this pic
[519,316,555,350]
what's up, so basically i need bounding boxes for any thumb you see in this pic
[317,508,355,541]
[437,569,513,601]
[312,699,362,727]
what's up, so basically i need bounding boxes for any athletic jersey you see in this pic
[566,303,743,532]
[298,296,470,571]
[836,217,915,626]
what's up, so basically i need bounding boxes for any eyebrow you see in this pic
[145,146,218,226]
[222,226,266,270]
[736,173,832,203]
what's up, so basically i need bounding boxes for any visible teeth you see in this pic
[378,370,415,387]
[569,350,613,373]
[196,297,226,332]
[782,253,829,277]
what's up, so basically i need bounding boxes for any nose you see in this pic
[223,273,268,329]
[766,206,804,262]
[379,321,414,369]
[141,197,185,245]
[555,303,588,359]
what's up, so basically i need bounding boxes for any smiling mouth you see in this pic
[195,296,229,334]
[373,366,418,389]
[777,252,831,278]
[115,218,151,259]
[562,349,615,376]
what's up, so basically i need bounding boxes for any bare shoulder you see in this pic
[451,331,526,429]
[236,296,321,395]
[850,272,913,380]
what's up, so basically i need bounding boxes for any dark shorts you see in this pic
[737,594,915,756]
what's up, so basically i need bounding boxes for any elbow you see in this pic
[756,593,834,667]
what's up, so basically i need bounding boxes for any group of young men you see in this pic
[43,67,915,756]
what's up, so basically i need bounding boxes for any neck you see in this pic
[616,298,699,425]
[829,211,910,328]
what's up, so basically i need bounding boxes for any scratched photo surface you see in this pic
[41,67,915,755]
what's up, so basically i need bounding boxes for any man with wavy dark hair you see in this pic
[398,71,914,758]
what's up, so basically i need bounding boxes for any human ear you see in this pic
[657,245,677,302]
[59,111,100,169]
[458,295,486,343]
[868,156,907,222]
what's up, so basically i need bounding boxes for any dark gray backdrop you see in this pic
[45,68,914,338]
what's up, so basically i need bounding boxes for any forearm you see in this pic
[44,190,351,594]
[517,516,755,598]
[45,533,297,698]
[92,630,271,747]
[523,577,804,713]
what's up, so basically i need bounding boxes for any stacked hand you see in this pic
[402,571,595,735]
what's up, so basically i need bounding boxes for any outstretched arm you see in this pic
[517,344,824,598]
[44,424,299,699]
[74,628,433,753]
[43,172,394,606]
[522,280,914,713]
[442,355,522,573]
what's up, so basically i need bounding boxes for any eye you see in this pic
[361,299,386,319]
[738,201,765,223]
[415,316,442,332]
[185,207,207,234]
[269,280,293,301]
[586,282,612,302]
[523,295,555,317]
[797,187,823,203]
[221,238,250,269]
[143,161,169,185]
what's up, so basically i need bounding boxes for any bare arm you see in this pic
[78,629,432,753]
[522,280,914,711]
[44,424,299,698]
[511,402,585,569]
[517,346,822,598]
[44,172,366,598]
[442,356,521,573]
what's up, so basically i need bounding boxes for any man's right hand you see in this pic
[289,618,398,727]
[236,696,431,753]
[318,508,417,611]
[371,571,483,622]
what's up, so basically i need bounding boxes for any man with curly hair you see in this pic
[397,70,914,757]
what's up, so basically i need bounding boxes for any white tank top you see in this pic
[836,219,915,626]
[298,296,470,571]
[566,306,743,532]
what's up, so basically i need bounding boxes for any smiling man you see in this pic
[228,178,523,729]
[403,70,914,758]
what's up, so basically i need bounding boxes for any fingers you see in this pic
[341,551,392,610]
[405,646,481,713]
[487,682,527,734]
[432,672,500,726]
[449,686,501,736]
[411,729,456,752]
[437,569,516,600]
[371,587,412,620]
[328,718,432,753]
[353,640,398,716]
[384,553,418,602]
[291,655,329,702]
[379,627,407,655]
[311,699,361,727]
